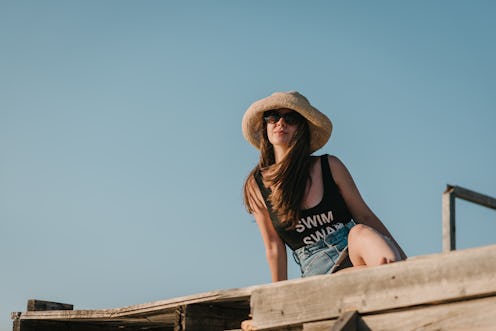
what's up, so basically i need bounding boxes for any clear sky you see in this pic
[1,1,495,330]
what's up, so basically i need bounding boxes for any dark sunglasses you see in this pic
[263,110,303,126]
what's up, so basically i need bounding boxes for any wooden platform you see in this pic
[11,287,256,331]
[11,244,496,331]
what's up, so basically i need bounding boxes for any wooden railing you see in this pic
[442,185,496,252]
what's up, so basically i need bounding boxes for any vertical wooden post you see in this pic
[442,184,496,253]
[11,312,21,331]
[442,185,456,252]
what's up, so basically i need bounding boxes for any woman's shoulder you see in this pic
[243,171,268,215]
[317,154,344,166]
[308,154,344,170]
[245,172,266,208]
[245,172,261,195]
[246,173,262,199]
[245,172,258,188]
[319,154,351,180]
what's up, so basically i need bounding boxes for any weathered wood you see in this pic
[363,295,496,331]
[330,311,359,331]
[17,311,174,330]
[17,286,254,320]
[250,244,496,330]
[27,299,73,312]
[308,321,372,331]
[442,186,456,252]
[176,303,250,331]
[14,287,255,331]
[12,246,496,331]
[304,320,334,331]
[303,295,496,331]
[442,185,496,252]
[304,321,371,331]
[13,320,166,331]
[11,312,21,331]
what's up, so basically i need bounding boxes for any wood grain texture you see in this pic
[15,287,255,330]
[250,244,496,330]
[303,295,496,331]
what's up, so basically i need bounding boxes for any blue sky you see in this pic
[1,1,495,330]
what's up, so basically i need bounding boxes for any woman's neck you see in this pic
[274,145,289,163]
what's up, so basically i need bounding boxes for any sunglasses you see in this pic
[263,110,303,126]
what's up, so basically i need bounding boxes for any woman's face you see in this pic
[264,108,303,149]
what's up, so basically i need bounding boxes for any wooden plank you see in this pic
[13,320,165,331]
[303,295,496,331]
[304,320,334,331]
[17,286,255,322]
[250,244,496,330]
[27,299,73,312]
[330,311,358,331]
[442,185,496,252]
[305,320,368,331]
[363,295,496,331]
[14,287,255,331]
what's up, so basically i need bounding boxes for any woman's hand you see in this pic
[241,319,254,331]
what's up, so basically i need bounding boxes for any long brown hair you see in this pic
[243,116,312,229]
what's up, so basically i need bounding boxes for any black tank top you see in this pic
[254,155,353,251]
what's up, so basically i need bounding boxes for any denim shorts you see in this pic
[293,220,356,277]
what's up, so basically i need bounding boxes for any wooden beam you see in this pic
[450,185,496,210]
[13,320,161,331]
[14,287,254,331]
[27,300,73,312]
[304,295,496,331]
[250,244,496,330]
[17,286,253,322]
[363,295,496,331]
[442,185,496,252]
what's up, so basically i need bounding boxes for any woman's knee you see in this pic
[347,224,401,265]
[348,223,374,243]
[347,224,375,255]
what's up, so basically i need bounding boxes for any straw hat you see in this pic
[242,91,332,153]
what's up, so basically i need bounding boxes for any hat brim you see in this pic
[242,91,332,153]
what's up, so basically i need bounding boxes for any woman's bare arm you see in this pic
[328,155,407,259]
[247,176,288,281]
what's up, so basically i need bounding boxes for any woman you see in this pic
[242,91,406,281]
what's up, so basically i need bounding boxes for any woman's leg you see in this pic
[347,224,402,267]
